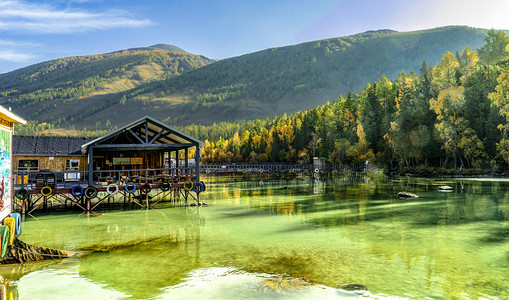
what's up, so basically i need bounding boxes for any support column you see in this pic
[195,145,201,204]
[185,148,188,176]
[175,150,179,179]
[88,146,94,186]
[195,145,200,183]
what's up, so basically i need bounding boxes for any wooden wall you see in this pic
[95,152,164,171]
[13,155,88,172]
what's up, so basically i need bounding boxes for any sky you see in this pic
[1,0,509,73]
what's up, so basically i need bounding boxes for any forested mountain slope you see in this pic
[0,26,496,132]
[187,29,509,171]
[96,26,490,128]
[0,44,214,131]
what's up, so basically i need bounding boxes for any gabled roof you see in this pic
[13,136,94,156]
[81,116,205,154]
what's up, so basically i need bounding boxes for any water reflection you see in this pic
[3,175,509,299]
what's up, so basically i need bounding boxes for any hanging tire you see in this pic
[192,182,205,193]
[206,169,210,174]
[9,213,22,236]
[125,182,136,193]
[314,168,319,173]
[106,183,119,195]
[70,185,84,198]
[84,186,98,199]
[141,183,151,194]
[183,180,193,191]
[15,188,29,200]
[160,181,171,191]
[3,218,15,246]
[41,186,52,197]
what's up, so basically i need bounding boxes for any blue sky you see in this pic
[1,0,509,73]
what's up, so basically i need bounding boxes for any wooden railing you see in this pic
[13,167,197,189]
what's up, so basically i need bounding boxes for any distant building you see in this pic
[12,136,94,173]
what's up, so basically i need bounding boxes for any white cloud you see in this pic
[0,50,34,62]
[0,39,39,47]
[0,0,153,33]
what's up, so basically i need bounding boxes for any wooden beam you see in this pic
[129,129,145,144]
[92,143,194,149]
[149,129,165,144]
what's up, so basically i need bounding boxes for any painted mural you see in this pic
[0,127,11,221]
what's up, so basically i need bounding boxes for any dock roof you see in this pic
[81,116,205,154]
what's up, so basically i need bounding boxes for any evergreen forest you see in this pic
[183,30,509,173]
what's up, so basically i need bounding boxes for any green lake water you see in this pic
[1,174,508,299]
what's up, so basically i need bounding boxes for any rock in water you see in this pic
[438,185,453,190]
[0,238,75,264]
[397,192,419,199]
[341,284,368,291]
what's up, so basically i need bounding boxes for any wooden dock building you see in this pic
[13,116,206,213]
[13,136,93,180]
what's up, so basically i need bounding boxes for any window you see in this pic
[18,159,39,171]
[66,159,79,171]
[65,159,80,181]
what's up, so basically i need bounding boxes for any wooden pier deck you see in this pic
[12,167,205,214]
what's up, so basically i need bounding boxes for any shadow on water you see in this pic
[479,226,509,243]
[79,234,202,299]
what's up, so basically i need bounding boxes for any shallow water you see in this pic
[1,174,508,299]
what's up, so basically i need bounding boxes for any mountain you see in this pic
[0,26,497,131]
[125,44,188,53]
[0,44,214,129]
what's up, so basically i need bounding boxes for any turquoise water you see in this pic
[1,174,508,299]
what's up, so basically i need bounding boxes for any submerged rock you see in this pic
[340,284,368,291]
[0,238,75,264]
[337,284,368,296]
[438,185,453,190]
[263,276,310,294]
[397,192,419,199]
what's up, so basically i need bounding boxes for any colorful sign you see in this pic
[0,127,11,221]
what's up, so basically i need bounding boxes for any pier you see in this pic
[12,116,206,214]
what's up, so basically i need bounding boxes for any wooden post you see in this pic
[88,146,94,186]
[195,146,200,183]
[195,145,201,205]
[185,148,188,175]
[175,150,179,177]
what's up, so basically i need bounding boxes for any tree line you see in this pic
[184,30,509,172]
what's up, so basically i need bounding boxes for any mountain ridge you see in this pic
[0,26,500,133]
